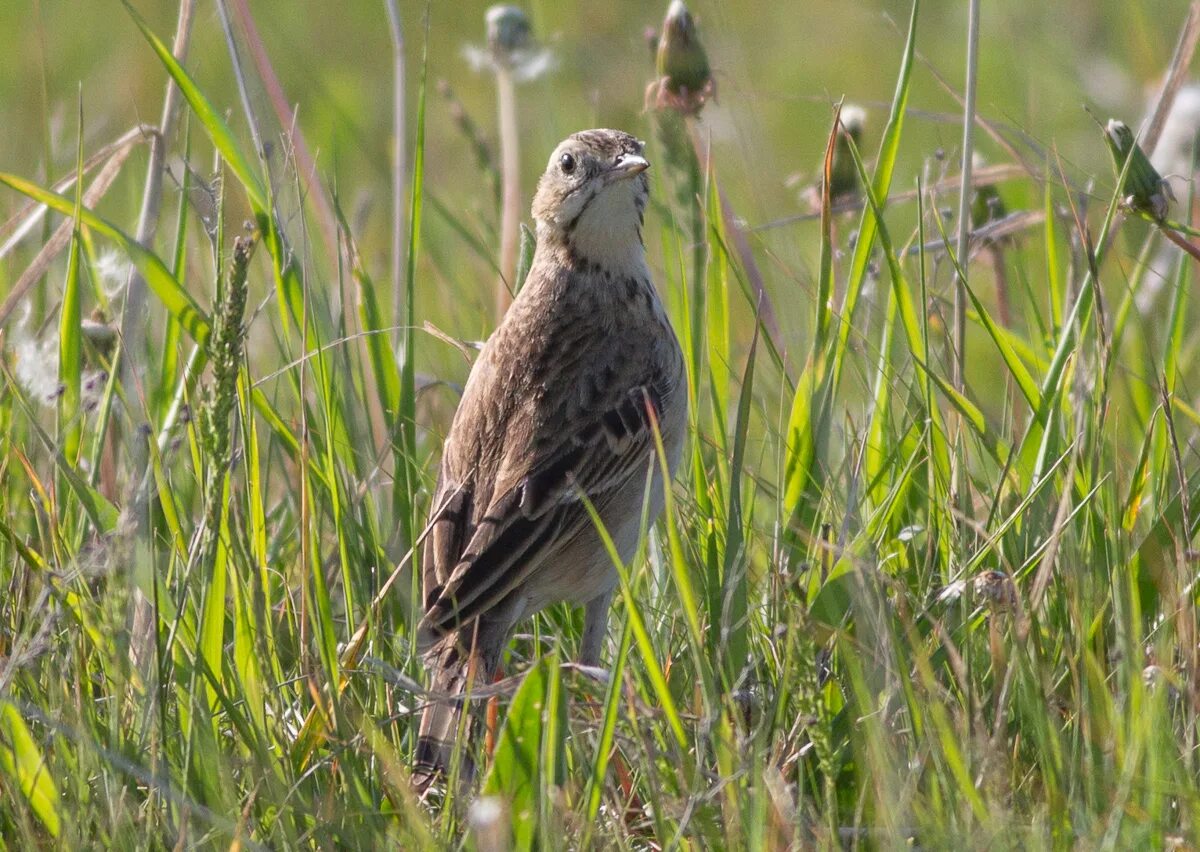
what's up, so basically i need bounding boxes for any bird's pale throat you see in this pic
[561,182,648,276]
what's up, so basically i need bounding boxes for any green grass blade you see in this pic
[0,701,61,839]
[580,489,689,750]
[582,618,633,831]
[831,0,919,387]
[57,94,85,465]
[482,654,559,850]
[719,328,756,686]
[121,0,266,211]
[0,173,209,343]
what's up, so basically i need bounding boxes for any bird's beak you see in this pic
[605,154,650,183]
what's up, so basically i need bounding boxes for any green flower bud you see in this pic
[657,1,711,97]
[1103,119,1172,221]
[647,0,714,115]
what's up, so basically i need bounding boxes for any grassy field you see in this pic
[3,0,1200,847]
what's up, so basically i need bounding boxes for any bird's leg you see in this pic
[580,589,614,667]
[485,663,503,759]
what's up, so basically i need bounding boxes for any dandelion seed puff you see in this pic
[510,46,556,82]
[11,333,61,406]
[468,796,504,829]
[465,5,555,83]
[462,43,497,74]
[468,796,509,850]
[95,248,133,297]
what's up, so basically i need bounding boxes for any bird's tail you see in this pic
[414,639,484,792]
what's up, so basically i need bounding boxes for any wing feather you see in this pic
[418,381,665,645]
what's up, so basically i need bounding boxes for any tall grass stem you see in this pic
[384,0,407,350]
[226,0,340,265]
[952,0,980,532]
[496,65,519,320]
[118,0,194,405]
[953,0,979,394]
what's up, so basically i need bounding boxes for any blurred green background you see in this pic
[0,0,1187,335]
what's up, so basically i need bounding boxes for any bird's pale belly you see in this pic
[519,398,686,615]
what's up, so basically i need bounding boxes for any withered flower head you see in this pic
[486,5,532,60]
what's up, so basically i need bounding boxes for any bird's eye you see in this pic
[559,153,576,174]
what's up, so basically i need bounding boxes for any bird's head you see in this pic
[532,129,650,264]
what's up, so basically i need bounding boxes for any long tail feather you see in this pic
[414,639,484,792]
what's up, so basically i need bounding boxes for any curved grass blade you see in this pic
[832,0,919,388]
[481,654,561,850]
[0,702,61,839]
[0,173,209,344]
[929,207,1041,411]
[121,0,266,212]
[58,94,85,465]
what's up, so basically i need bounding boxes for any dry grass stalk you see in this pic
[119,0,195,385]
[226,0,340,266]
[495,62,520,318]
[385,0,407,352]
[0,136,143,326]
[1141,1,1200,157]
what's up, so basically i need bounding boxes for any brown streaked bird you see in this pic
[414,129,687,785]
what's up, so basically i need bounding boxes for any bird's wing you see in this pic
[418,352,672,645]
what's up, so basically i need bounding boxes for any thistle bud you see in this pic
[647,0,714,115]
[657,1,710,95]
[828,104,866,201]
[1103,118,1172,221]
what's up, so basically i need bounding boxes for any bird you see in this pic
[414,129,687,787]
